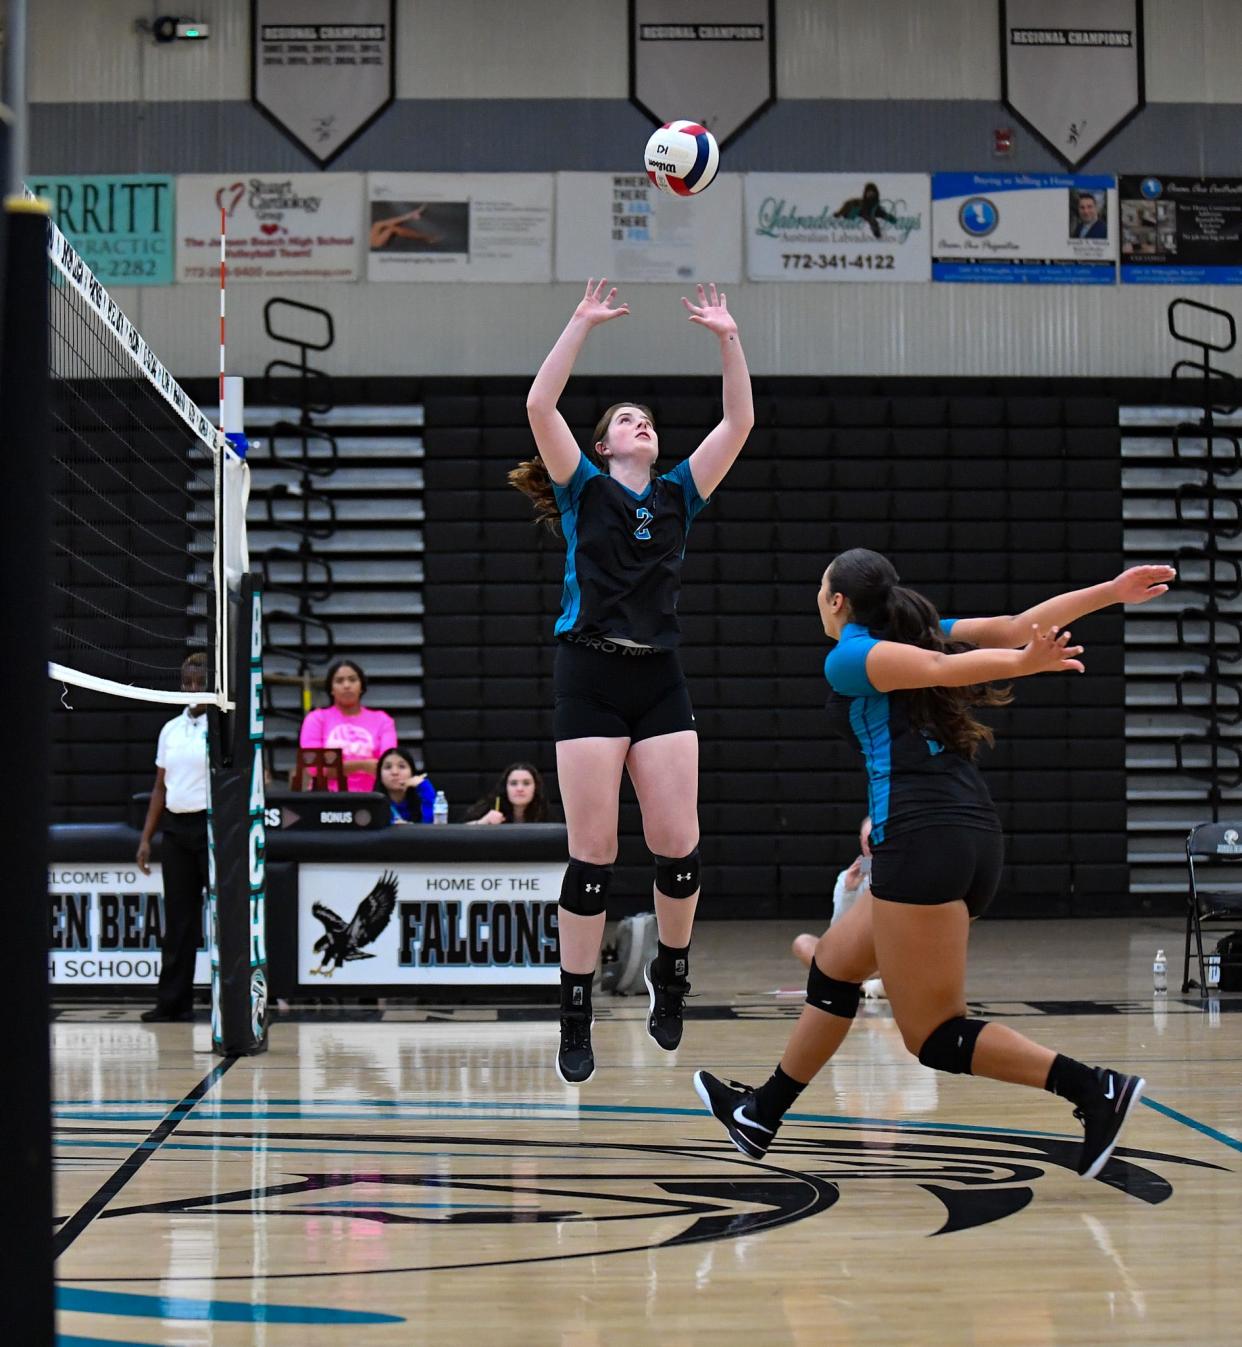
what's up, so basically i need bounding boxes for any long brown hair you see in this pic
[509,402,655,533]
[463,761,549,823]
[829,547,1011,758]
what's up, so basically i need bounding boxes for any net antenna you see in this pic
[44,207,248,709]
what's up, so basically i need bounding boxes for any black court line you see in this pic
[52,1056,236,1259]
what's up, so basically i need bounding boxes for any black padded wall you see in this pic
[422,377,1127,919]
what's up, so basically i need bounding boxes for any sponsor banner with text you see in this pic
[932,172,1117,283]
[176,173,364,282]
[29,174,175,286]
[745,174,930,281]
[298,862,562,986]
[1119,176,1242,284]
[555,172,742,283]
[367,173,554,282]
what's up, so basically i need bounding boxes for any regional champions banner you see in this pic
[28,174,174,285]
[48,864,209,985]
[1120,176,1242,284]
[367,174,554,282]
[176,173,364,282]
[555,172,742,283]
[932,172,1117,283]
[745,174,930,281]
[297,862,562,986]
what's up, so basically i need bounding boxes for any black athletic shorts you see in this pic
[869,824,1004,919]
[553,637,695,743]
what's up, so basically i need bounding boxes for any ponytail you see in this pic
[830,549,1012,758]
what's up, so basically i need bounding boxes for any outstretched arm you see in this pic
[950,565,1176,649]
[526,279,629,485]
[683,284,754,498]
[867,625,1085,694]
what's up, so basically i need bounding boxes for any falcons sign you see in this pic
[1001,0,1144,168]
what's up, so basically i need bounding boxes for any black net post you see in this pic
[0,197,55,1345]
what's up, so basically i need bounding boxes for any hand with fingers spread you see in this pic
[575,278,630,328]
[681,282,737,339]
[1019,624,1085,676]
[1109,564,1176,606]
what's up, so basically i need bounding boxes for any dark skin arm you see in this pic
[136,767,166,875]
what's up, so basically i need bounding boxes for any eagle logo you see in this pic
[310,871,399,976]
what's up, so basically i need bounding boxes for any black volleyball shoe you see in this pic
[644,959,689,1051]
[555,1013,595,1086]
[1075,1068,1146,1180]
[693,1070,779,1159]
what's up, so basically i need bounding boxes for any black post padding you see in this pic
[0,200,55,1345]
[208,577,269,1056]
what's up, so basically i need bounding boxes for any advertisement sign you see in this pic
[932,172,1117,283]
[28,174,174,285]
[1001,0,1144,168]
[555,172,742,283]
[745,174,930,281]
[176,173,364,282]
[253,0,395,165]
[630,0,776,147]
[1119,176,1242,284]
[48,863,209,986]
[297,862,562,986]
[367,174,554,282]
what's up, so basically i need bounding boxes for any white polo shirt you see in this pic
[155,709,209,814]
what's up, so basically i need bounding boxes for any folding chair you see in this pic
[290,746,348,792]
[1183,822,1242,993]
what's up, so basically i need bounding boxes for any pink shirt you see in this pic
[299,704,397,792]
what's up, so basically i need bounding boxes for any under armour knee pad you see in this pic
[805,962,862,1019]
[560,859,613,916]
[917,1016,988,1075]
[654,848,700,899]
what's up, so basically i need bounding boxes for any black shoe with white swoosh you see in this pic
[1075,1067,1146,1180]
[645,959,689,1051]
[693,1070,779,1159]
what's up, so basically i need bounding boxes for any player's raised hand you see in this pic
[681,282,737,338]
[575,278,629,326]
[1019,624,1085,676]
[1110,564,1176,605]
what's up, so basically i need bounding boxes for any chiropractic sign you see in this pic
[28,174,174,285]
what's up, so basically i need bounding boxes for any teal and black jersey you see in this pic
[552,452,709,650]
[824,621,1000,846]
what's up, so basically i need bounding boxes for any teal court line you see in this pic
[1141,1096,1242,1155]
[56,1287,402,1325]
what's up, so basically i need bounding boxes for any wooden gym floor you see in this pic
[51,918,1241,1346]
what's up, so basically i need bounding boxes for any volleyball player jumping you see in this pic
[696,549,1175,1179]
[513,279,753,1085]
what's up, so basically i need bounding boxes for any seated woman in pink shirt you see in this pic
[299,658,397,792]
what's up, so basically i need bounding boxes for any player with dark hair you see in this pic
[695,549,1176,1179]
[513,278,753,1085]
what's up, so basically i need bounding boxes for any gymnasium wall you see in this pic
[26,0,1242,380]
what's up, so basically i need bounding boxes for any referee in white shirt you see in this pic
[135,652,210,1022]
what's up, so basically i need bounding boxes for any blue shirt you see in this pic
[824,621,999,846]
[389,776,437,824]
[552,452,708,649]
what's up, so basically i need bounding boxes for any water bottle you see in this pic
[432,790,449,825]
[1152,948,1167,994]
[1207,952,1221,989]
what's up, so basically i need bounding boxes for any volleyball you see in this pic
[643,120,720,197]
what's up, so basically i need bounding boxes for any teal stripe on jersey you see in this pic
[554,495,582,635]
[849,693,892,843]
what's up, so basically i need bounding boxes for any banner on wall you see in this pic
[297,862,562,986]
[28,174,174,285]
[745,174,930,281]
[367,174,554,282]
[1119,176,1242,284]
[630,0,776,147]
[176,173,364,282]
[1001,0,1144,168]
[252,0,395,165]
[47,864,209,985]
[555,172,742,283]
[932,172,1117,284]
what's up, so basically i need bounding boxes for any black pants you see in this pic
[155,811,209,1012]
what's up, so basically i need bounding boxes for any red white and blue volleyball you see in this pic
[644,120,720,197]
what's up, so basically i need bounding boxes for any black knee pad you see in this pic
[806,962,862,1019]
[917,1016,988,1075]
[654,847,700,899]
[560,859,613,917]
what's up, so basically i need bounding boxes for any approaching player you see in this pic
[513,278,753,1085]
[696,550,1175,1179]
